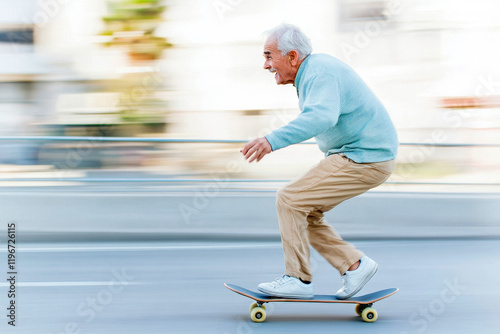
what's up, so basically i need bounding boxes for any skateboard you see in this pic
[224,283,398,323]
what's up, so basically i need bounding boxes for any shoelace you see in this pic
[271,275,290,287]
[340,273,350,290]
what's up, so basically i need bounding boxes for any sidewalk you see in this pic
[1,187,499,242]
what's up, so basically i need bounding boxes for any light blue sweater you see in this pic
[265,54,398,163]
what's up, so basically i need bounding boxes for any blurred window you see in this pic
[0,29,34,44]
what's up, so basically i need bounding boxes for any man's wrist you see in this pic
[264,134,277,152]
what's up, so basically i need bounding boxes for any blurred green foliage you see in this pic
[100,0,172,60]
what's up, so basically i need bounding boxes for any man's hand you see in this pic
[241,137,272,163]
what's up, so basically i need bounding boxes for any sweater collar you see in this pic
[294,54,311,95]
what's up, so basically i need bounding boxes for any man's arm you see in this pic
[265,73,340,151]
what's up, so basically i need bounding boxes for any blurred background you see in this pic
[1,1,500,333]
[1,0,500,187]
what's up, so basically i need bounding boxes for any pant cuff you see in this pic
[339,253,364,276]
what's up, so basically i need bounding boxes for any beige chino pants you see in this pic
[276,153,395,282]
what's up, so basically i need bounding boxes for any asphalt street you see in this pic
[1,238,498,333]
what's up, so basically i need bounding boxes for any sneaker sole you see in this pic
[257,287,314,299]
[337,264,378,300]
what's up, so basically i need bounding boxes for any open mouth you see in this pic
[269,69,278,80]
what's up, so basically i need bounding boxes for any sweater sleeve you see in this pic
[265,73,340,151]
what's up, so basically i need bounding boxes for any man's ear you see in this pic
[288,50,299,66]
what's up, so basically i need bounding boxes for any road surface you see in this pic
[1,238,497,333]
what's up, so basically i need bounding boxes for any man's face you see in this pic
[263,39,297,85]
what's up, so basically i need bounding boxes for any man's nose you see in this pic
[263,61,270,70]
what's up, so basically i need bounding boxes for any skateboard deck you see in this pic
[224,283,398,323]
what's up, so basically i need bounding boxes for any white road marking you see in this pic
[0,243,281,253]
[0,281,143,287]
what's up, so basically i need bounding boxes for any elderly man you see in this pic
[241,23,398,299]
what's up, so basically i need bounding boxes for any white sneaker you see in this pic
[258,275,314,299]
[335,256,378,300]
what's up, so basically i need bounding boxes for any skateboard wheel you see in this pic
[361,307,378,323]
[250,307,267,323]
[355,304,365,316]
[249,302,266,312]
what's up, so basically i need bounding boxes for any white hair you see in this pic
[265,23,312,60]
